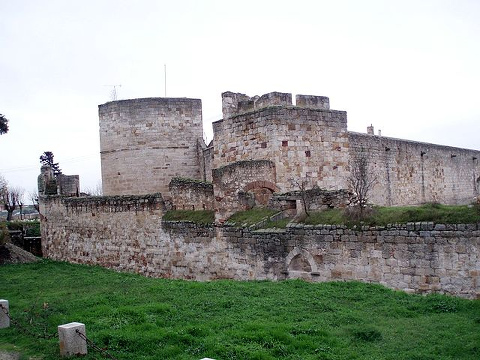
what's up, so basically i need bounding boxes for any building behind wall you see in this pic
[96,91,480,211]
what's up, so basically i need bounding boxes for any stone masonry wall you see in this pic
[213,160,277,223]
[40,196,480,298]
[349,132,480,206]
[99,98,203,196]
[212,101,350,193]
[169,178,214,211]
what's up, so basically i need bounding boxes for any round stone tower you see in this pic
[99,97,203,196]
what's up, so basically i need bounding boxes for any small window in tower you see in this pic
[305,150,311,157]
[261,142,267,148]
[282,140,288,147]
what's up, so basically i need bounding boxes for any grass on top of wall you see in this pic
[163,210,214,225]
[305,203,480,227]
[226,208,279,226]
[0,261,479,359]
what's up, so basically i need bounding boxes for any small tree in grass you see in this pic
[348,149,377,218]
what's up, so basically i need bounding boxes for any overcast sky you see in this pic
[1,0,479,199]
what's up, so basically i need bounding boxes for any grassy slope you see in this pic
[1,261,479,359]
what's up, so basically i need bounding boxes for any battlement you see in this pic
[295,94,330,110]
[222,91,330,118]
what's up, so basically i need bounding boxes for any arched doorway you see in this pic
[243,180,278,207]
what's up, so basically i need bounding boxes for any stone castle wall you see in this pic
[97,92,480,207]
[349,132,480,206]
[169,177,214,211]
[213,160,278,223]
[40,195,480,299]
[212,95,350,193]
[99,98,203,196]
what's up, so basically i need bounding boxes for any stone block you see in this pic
[0,299,9,328]
[58,322,87,357]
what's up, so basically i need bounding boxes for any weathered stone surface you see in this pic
[0,300,9,329]
[58,322,87,357]
[169,177,213,211]
[99,98,204,196]
[41,195,480,299]
[349,132,480,206]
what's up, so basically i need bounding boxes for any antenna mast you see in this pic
[104,84,122,101]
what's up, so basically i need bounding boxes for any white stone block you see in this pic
[0,299,9,328]
[58,322,87,357]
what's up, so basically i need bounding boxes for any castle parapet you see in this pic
[295,94,330,110]
[222,91,292,118]
[255,92,292,109]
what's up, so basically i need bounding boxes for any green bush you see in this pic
[0,222,10,245]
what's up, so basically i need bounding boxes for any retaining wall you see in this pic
[40,195,480,298]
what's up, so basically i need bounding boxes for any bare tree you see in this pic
[2,186,24,221]
[82,180,103,196]
[348,150,377,217]
[0,175,6,193]
[291,178,312,217]
[29,190,40,212]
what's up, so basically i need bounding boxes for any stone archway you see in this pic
[285,247,318,276]
[244,180,279,207]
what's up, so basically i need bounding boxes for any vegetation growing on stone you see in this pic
[163,210,214,225]
[226,208,279,227]
[169,177,212,187]
[305,203,480,226]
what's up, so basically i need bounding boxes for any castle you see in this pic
[37,91,480,299]
[98,91,479,221]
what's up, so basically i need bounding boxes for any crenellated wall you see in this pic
[39,194,480,298]
[349,132,480,206]
[213,100,350,193]
[99,97,204,196]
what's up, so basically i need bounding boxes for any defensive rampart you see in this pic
[40,195,480,299]
[349,132,480,206]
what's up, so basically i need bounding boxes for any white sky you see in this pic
[1,0,479,200]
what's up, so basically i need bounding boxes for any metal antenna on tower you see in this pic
[104,84,122,101]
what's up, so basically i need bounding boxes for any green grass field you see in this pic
[1,261,479,359]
